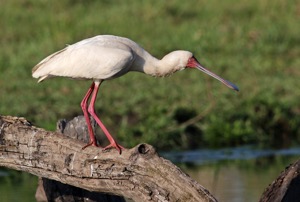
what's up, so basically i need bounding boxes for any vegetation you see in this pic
[0,0,299,151]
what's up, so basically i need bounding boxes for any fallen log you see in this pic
[0,115,217,202]
[259,158,300,202]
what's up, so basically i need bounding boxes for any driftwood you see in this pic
[2,115,300,202]
[35,117,126,202]
[0,115,217,202]
[259,159,300,202]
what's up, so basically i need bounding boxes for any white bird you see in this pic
[32,35,239,153]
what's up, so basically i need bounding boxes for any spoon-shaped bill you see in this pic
[187,56,239,91]
[196,63,239,91]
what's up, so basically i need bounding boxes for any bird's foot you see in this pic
[103,142,125,154]
[82,139,125,154]
[82,141,101,150]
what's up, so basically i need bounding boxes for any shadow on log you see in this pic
[0,115,217,202]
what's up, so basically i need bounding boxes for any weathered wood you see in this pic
[36,116,126,202]
[259,159,300,202]
[0,115,217,202]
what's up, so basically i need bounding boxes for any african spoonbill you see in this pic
[32,35,239,154]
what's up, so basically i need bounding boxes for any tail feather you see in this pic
[32,48,67,79]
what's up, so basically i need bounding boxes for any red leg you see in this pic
[80,82,99,149]
[88,81,124,154]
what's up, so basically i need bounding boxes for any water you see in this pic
[0,146,299,202]
[0,169,37,202]
[185,163,283,202]
[162,146,300,164]
[161,146,300,202]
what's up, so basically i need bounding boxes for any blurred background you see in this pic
[0,0,299,201]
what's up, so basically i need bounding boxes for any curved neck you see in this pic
[131,51,181,77]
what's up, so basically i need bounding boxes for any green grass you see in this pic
[0,0,299,150]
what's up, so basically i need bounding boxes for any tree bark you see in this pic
[0,115,217,202]
[259,159,300,202]
[36,116,126,202]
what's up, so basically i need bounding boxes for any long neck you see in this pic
[131,51,178,77]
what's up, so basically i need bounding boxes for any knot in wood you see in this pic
[138,144,147,154]
[136,144,156,159]
[138,144,155,155]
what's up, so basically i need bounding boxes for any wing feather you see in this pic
[32,37,135,82]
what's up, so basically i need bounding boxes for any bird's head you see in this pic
[162,50,193,71]
[185,54,239,91]
[159,51,239,91]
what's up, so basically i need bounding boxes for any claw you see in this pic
[82,141,100,150]
[103,142,125,154]
[82,139,125,154]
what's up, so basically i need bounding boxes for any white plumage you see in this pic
[32,35,238,153]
